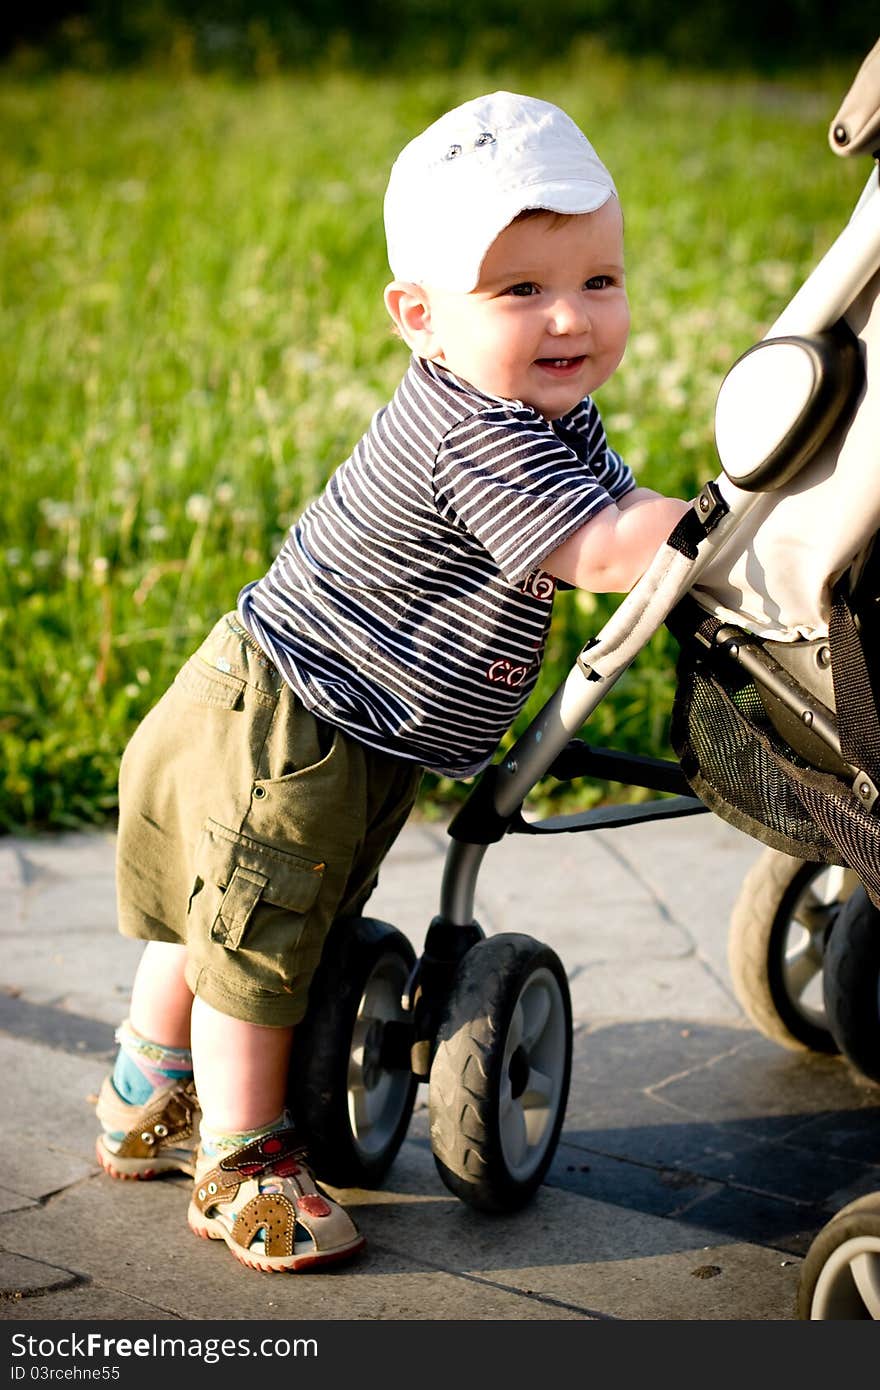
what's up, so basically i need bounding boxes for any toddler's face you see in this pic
[423,202,629,420]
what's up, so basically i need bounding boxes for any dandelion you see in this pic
[215,482,235,507]
[332,384,384,418]
[759,260,796,295]
[255,386,277,421]
[679,429,705,450]
[606,412,634,434]
[115,180,146,203]
[113,457,135,485]
[92,556,110,584]
[238,287,264,310]
[630,332,661,359]
[285,349,321,373]
[185,494,212,525]
[39,499,74,528]
[574,590,597,617]
[323,182,351,203]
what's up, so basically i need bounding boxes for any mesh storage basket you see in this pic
[669,604,880,910]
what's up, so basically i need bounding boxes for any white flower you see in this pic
[185,494,212,525]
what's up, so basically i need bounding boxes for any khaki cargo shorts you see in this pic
[115,612,423,1027]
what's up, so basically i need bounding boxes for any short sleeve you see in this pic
[433,400,635,585]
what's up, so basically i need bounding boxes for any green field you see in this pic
[0,45,869,830]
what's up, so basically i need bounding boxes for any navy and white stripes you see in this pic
[238,355,633,778]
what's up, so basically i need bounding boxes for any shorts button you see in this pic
[252,785,267,799]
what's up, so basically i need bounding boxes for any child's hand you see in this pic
[542,489,691,593]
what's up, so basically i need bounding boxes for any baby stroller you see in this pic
[286,38,880,1319]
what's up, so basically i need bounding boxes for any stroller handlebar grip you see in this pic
[830,36,880,156]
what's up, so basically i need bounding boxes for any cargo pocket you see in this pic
[191,819,325,950]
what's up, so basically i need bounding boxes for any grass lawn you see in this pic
[0,43,869,829]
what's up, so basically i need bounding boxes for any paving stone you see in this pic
[0,1250,79,1298]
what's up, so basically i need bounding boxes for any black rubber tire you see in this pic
[797,1191,880,1319]
[428,933,572,1213]
[288,915,418,1188]
[728,848,854,1053]
[823,885,880,1083]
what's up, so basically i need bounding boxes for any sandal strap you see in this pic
[194,1129,362,1258]
[217,1125,310,1178]
[232,1192,298,1257]
[96,1076,199,1159]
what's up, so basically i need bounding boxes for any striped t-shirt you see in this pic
[238,355,634,778]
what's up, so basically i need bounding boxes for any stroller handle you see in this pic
[830,36,880,156]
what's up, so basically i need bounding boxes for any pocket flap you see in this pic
[176,658,246,709]
[198,819,325,918]
[211,864,268,948]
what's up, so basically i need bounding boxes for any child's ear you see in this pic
[384,281,438,356]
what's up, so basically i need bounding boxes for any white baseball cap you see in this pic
[384,90,617,293]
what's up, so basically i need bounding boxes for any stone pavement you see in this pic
[1,810,879,1329]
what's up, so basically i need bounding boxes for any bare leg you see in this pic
[96,941,198,1178]
[190,994,293,1133]
[127,941,193,1048]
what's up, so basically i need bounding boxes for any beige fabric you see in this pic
[694,265,880,641]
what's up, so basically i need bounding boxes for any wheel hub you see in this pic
[361,1020,384,1090]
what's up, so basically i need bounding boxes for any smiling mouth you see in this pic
[536,355,586,372]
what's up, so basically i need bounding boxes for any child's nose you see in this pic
[548,293,590,335]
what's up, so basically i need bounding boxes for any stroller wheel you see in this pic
[428,933,572,1213]
[797,1192,880,1319]
[288,916,418,1188]
[823,885,880,1083]
[728,848,856,1053]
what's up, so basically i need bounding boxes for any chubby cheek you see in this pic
[497,327,541,376]
[609,302,631,359]
[605,335,629,375]
[471,337,525,393]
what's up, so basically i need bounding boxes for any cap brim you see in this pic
[444,179,616,291]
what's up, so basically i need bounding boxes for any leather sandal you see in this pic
[187,1127,365,1272]
[95,1076,200,1179]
